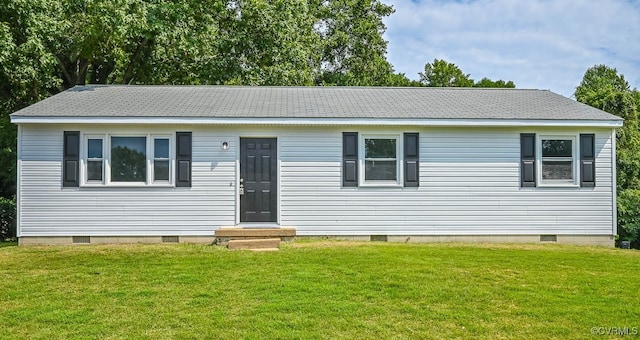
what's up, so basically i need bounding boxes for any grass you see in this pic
[1,241,639,339]
[0,241,17,248]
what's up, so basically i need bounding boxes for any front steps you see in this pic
[228,238,281,251]
[214,228,296,250]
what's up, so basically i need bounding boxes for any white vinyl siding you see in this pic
[17,124,615,238]
[18,124,235,236]
[279,126,614,236]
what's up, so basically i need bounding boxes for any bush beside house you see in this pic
[0,197,16,241]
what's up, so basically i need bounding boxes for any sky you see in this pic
[383,0,640,98]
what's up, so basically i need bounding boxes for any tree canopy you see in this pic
[0,0,411,199]
[418,58,515,88]
[473,77,515,88]
[419,59,474,87]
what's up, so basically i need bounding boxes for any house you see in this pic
[10,85,623,246]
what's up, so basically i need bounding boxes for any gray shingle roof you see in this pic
[11,85,622,121]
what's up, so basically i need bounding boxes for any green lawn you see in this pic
[0,241,17,248]
[1,241,639,339]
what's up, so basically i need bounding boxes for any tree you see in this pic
[419,59,473,87]
[314,0,398,86]
[386,72,422,87]
[473,77,515,88]
[111,146,147,182]
[0,0,401,201]
[419,59,516,88]
[575,64,640,247]
[0,1,62,198]
[574,65,630,107]
[219,0,320,85]
[0,0,399,89]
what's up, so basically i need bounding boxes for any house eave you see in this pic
[9,116,624,128]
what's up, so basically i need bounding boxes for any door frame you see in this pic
[235,135,280,225]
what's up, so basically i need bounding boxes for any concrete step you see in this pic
[215,228,296,246]
[215,228,296,238]
[228,238,281,250]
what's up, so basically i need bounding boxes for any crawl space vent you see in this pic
[162,236,179,243]
[370,235,388,242]
[540,235,557,242]
[72,236,90,244]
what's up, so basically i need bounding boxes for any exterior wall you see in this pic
[18,236,216,245]
[280,126,615,237]
[311,235,614,247]
[18,235,613,247]
[17,124,615,242]
[18,124,237,237]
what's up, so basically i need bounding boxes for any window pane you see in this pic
[542,160,573,180]
[365,139,396,158]
[154,138,169,158]
[111,137,147,182]
[88,139,103,158]
[365,160,397,180]
[542,140,572,157]
[154,160,170,181]
[87,160,103,181]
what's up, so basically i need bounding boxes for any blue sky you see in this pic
[383,0,640,98]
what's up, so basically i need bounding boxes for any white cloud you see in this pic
[383,0,640,97]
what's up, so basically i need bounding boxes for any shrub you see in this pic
[617,189,640,248]
[0,196,16,241]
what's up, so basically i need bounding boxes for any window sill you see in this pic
[80,183,175,188]
[359,182,403,188]
[536,182,580,188]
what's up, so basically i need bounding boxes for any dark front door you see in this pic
[240,138,277,222]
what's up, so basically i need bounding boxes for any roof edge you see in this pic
[10,116,624,128]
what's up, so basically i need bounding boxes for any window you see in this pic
[111,136,147,182]
[360,135,400,185]
[86,138,104,182]
[343,132,419,188]
[80,133,182,186]
[153,138,170,182]
[365,138,397,181]
[540,137,575,184]
[521,133,594,188]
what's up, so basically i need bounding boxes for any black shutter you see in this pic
[520,133,536,187]
[176,132,192,187]
[63,131,80,187]
[343,132,358,187]
[580,134,596,187]
[404,133,419,187]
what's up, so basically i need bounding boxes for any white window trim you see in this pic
[359,134,403,187]
[152,135,172,184]
[83,135,105,184]
[537,134,579,187]
[80,133,175,187]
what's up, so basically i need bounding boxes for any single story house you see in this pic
[10,85,623,246]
